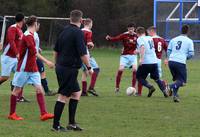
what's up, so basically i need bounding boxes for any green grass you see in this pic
[0,48,200,137]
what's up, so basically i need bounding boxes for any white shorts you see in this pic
[82,57,99,71]
[12,72,41,88]
[157,58,162,78]
[120,55,137,68]
[1,55,17,77]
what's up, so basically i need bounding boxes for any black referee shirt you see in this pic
[54,24,87,69]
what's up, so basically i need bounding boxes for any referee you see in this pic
[52,10,93,132]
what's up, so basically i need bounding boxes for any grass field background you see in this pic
[0,48,200,137]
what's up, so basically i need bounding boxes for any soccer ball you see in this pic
[126,87,136,96]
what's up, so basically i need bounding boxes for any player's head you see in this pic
[15,12,25,28]
[147,26,157,36]
[83,18,93,29]
[26,15,38,32]
[70,10,83,27]
[181,25,189,35]
[127,23,136,34]
[136,27,146,37]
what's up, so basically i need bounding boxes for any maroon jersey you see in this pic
[17,31,38,72]
[152,35,168,59]
[3,24,23,58]
[82,28,93,47]
[109,32,137,55]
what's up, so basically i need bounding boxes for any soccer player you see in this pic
[0,13,29,102]
[34,22,57,96]
[81,18,100,96]
[8,16,54,121]
[167,25,194,102]
[136,27,168,97]
[106,23,139,93]
[52,10,93,132]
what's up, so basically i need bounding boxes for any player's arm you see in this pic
[187,40,194,60]
[137,38,145,65]
[7,28,19,58]
[86,32,94,49]
[106,34,124,42]
[0,42,2,51]
[163,40,169,65]
[167,40,173,59]
[37,53,54,68]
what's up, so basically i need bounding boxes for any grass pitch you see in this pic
[0,48,200,137]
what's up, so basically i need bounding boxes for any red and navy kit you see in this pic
[17,31,38,72]
[3,24,23,58]
[152,35,168,59]
[109,32,137,55]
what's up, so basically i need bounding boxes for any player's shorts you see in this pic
[1,55,17,77]
[120,55,137,68]
[36,58,45,73]
[157,58,162,78]
[56,65,80,97]
[82,57,99,71]
[136,64,159,80]
[168,61,187,83]
[12,72,41,88]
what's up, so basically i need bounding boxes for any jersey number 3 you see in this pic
[176,41,182,50]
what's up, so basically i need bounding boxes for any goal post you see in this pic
[0,16,72,48]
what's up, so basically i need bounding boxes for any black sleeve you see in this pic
[75,30,87,56]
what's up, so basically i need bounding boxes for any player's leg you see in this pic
[115,56,126,92]
[136,64,155,97]
[150,64,168,98]
[88,57,100,96]
[29,72,54,120]
[37,59,56,96]
[130,55,137,88]
[8,72,28,120]
[81,71,88,96]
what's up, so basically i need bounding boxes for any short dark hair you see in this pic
[127,22,136,28]
[147,26,156,32]
[15,12,24,22]
[84,18,93,26]
[26,15,37,27]
[181,25,189,34]
[70,10,83,23]
[136,27,146,35]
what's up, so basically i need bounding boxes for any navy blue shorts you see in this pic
[168,61,187,83]
[36,59,45,73]
[55,65,80,97]
[136,64,159,80]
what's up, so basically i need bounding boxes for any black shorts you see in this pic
[168,61,187,83]
[36,58,45,73]
[55,65,80,97]
[136,64,159,80]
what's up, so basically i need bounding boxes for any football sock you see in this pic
[116,70,123,88]
[82,81,87,93]
[53,101,65,128]
[170,80,183,90]
[89,68,100,90]
[41,78,49,93]
[155,79,165,92]
[10,94,17,115]
[137,82,143,95]
[36,93,47,115]
[139,79,152,89]
[69,99,78,124]
[132,71,137,88]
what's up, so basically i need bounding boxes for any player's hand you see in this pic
[134,50,138,54]
[0,43,3,51]
[16,54,20,60]
[106,35,111,40]
[46,61,55,69]
[164,59,168,66]
[88,69,94,76]
[139,58,143,66]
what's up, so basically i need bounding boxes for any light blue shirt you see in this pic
[137,36,157,64]
[167,35,194,64]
